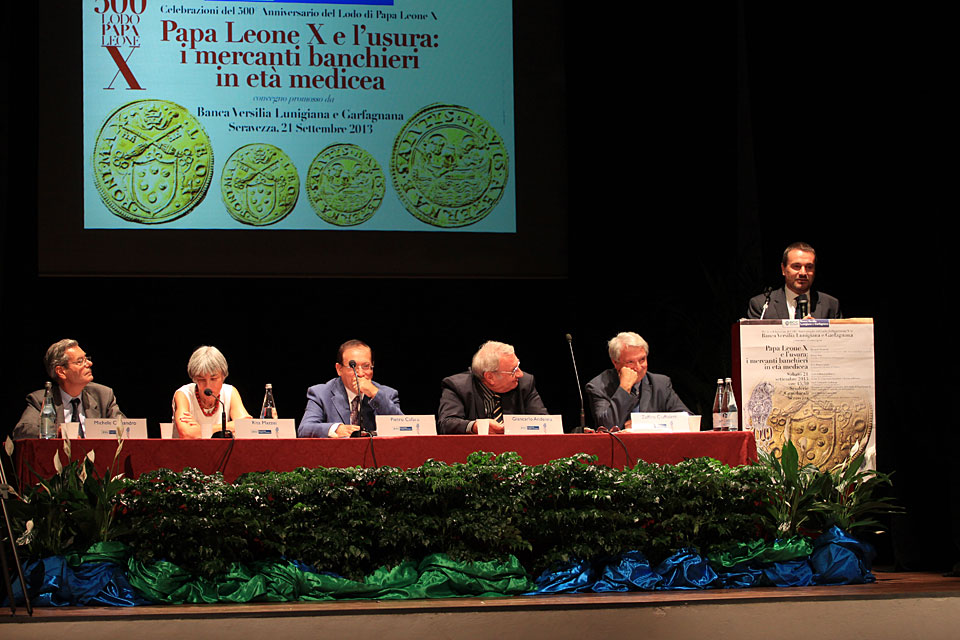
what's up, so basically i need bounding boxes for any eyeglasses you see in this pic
[66,356,91,367]
[494,363,521,377]
[343,362,374,372]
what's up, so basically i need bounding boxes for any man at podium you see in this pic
[747,241,842,320]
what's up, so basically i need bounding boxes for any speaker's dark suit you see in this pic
[585,369,690,429]
[747,287,841,320]
[437,371,548,434]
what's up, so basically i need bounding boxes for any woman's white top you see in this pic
[173,383,234,434]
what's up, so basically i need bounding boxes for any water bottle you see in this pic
[260,383,276,419]
[40,381,57,439]
[711,378,723,431]
[723,377,739,431]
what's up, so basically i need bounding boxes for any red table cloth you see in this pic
[14,432,758,485]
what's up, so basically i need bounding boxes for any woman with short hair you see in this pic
[172,346,252,438]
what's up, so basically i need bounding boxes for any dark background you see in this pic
[1,2,955,571]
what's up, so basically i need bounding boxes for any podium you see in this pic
[732,319,876,470]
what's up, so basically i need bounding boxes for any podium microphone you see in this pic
[796,293,809,319]
[565,334,587,433]
[204,388,232,438]
[759,286,773,319]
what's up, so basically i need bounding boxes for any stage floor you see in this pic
[4,571,960,639]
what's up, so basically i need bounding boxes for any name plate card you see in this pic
[375,415,437,436]
[85,418,148,439]
[234,418,296,439]
[503,414,564,435]
[628,412,690,433]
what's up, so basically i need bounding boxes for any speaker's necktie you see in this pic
[350,395,361,426]
[72,398,85,438]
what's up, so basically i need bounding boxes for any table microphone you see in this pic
[347,359,370,437]
[565,333,587,433]
[796,293,809,319]
[204,388,233,438]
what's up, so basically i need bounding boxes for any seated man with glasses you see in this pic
[438,340,548,434]
[298,339,402,438]
[585,331,690,431]
[14,338,125,439]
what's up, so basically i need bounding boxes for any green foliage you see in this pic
[758,440,902,537]
[809,448,904,534]
[113,451,778,579]
[3,436,128,559]
[7,442,900,580]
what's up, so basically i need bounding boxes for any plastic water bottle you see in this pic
[260,383,277,419]
[40,381,57,439]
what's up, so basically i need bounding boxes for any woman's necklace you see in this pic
[195,386,219,417]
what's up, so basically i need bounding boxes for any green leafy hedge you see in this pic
[7,441,899,581]
[116,452,773,579]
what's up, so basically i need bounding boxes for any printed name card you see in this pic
[234,418,296,438]
[375,415,437,436]
[628,412,690,433]
[84,418,148,439]
[503,414,564,435]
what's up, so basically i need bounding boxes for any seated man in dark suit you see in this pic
[585,332,689,430]
[747,241,842,319]
[14,339,124,439]
[438,340,548,434]
[298,339,402,438]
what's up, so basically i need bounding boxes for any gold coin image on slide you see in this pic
[92,99,214,224]
[221,144,300,226]
[391,104,509,228]
[747,382,874,471]
[306,144,385,226]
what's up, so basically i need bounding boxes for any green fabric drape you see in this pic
[126,553,535,604]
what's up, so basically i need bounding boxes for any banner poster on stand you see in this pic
[739,319,876,471]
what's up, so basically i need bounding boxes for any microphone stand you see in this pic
[759,286,773,319]
[348,360,372,438]
[205,388,233,438]
[565,333,587,433]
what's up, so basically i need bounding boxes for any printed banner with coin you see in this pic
[738,319,877,471]
[82,0,515,232]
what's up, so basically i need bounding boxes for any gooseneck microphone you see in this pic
[347,359,369,437]
[796,293,809,319]
[565,334,587,433]
[204,388,232,438]
[759,286,773,319]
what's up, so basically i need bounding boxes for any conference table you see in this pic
[13,432,758,485]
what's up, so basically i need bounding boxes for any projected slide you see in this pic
[83,0,514,232]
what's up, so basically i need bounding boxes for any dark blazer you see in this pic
[585,369,690,429]
[298,377,402,437]
[437,371,548,434]
[747,287,842,320]
[14,382,124,439]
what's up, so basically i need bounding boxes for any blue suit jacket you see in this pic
[298,377,402,437]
